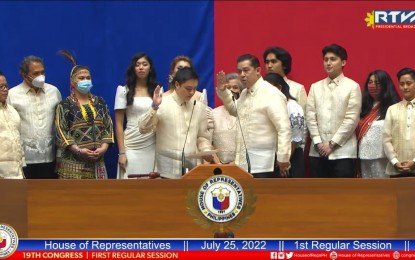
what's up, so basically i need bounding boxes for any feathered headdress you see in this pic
[58,49,79,78]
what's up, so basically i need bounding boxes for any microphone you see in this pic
[232,96,251,174]
[182,100,197,175]
[213,167,222,175]
[128,172,160,179]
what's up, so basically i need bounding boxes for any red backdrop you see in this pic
[214,1,414,106]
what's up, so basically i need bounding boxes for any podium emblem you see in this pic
[198,175,244,223]
[212,187,230,210]
[0,223,18,258]
[186,173,256,237]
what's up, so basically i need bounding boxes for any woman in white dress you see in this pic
[356,70,400,178]
[114,53,159,179]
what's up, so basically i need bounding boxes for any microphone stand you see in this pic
[182,100,197,175]
[233,96,251,174]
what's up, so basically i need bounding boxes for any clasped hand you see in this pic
[79,147,106,162]
[394,161,415,173]
[315,142,333,158]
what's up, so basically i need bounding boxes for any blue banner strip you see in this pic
[17,239,415,251]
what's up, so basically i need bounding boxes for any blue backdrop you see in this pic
[0,1,214,178]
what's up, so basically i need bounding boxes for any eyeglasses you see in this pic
[0,84,9,91]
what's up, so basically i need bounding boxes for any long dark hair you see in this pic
[125,53,158,106]
[361,69,400,120]
[264,72,296,101]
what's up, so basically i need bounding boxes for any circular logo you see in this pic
[0,223,18,259]
[393,251,400,259]
[198,175,244,223]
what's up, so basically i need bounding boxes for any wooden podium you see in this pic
[1,164,415,238]
[182,164,252,179]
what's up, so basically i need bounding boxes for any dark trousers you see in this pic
[23,162,57,179]
[290,147,305,178]
[253,171,278,178]
[271,147,305,178]
[309,157,355,178]
[390,173,415,178]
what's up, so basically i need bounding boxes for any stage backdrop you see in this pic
[1,1,414,177]
[0,1,214,178]
[214,1,414,104]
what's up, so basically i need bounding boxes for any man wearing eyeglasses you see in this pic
[0,71,24,179]
[7,56,62,179]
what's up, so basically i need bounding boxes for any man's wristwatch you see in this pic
[329,141,337,150]
[151,103,159,110]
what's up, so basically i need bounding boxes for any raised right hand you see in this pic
[216,70,227,91]
[152,85,163,106]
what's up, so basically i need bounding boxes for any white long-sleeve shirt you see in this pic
[7,82,61,164]
[217,77,292,173]
[0,103,24,179]
[383,99,415,175]
[140,91,212,179]
[306,74,362,159]
[285,77,308,112]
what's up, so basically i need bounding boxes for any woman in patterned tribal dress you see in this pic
[55,52,114,179]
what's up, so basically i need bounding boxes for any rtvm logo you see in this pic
[365,10,415,29]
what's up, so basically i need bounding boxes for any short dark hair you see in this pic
[397,67,415,81]
[263,47,292,75]
[322,43,348,61]
[0,71,4,77]
[237,54,260,68]
[19,55,44,74]
[173,67,199,85]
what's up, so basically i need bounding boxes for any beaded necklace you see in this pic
[71,92,97,121]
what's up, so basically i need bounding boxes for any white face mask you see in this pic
[31,75,45,88]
